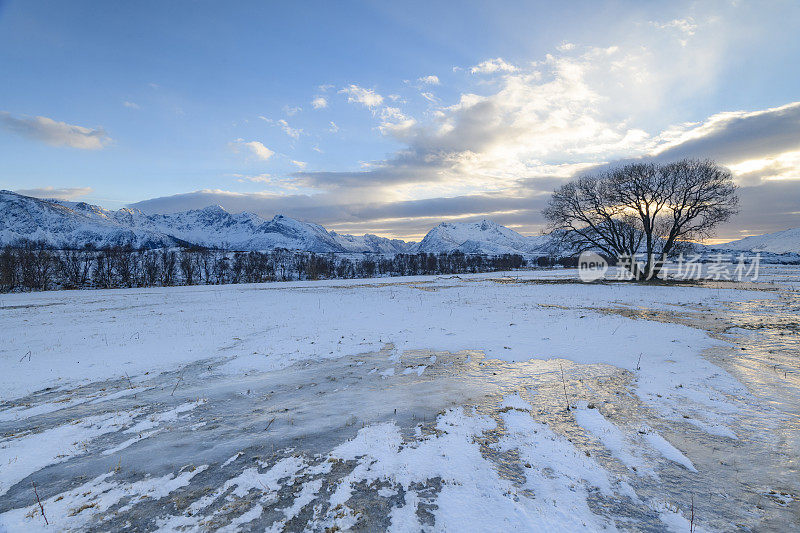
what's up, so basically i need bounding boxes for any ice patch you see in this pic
[0,410,141,496]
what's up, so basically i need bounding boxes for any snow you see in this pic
[330,231,414,254]
[0,409,142,497]
[640,428,697,472]
[100,399,205,455]
[497,405,618,530]
[0,270,767,406]
[228,457,307,498]
[713,226,800,254]
[329,408,547,531]
[0,466,207,532]
[574,404,655,477]
[1,268,798,530]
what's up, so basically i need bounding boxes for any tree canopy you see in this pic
[544,159,738,280]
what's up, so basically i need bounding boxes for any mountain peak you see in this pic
[198,205,227,215]
[418,218,544,255]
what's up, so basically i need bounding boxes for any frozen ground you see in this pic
[0,266,798,531]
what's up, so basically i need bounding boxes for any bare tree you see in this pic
[160,250,177,286]
[130,250,144,287]
[197,249,213,284]
[111,246,134,287]
[142,251,161,286]
[0,246,18,291]
[272,249,289,281]
[230,252,245,283]
[60,250,92,288]
[178,251,197,285]
[544,159,738,280]
[33,248,54,291]
[18,243,36,290]
[212,251,229,284]
[94,252,114,288]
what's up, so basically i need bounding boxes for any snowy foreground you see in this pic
[1,267,799,531]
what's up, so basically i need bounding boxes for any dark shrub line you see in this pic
[0,241,539,292]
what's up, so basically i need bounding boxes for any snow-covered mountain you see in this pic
[0,191,183,249]
[0,191,566,255]
[112,206,349,252]
[417,220,549,255]
[0,191,419,253]
[711,227,800,254]
[330,231,414,254]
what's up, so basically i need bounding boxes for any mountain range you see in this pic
[0,191,549,255]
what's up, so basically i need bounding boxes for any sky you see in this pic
[1,0,799,243]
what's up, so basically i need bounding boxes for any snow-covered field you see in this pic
[1,267,798,531]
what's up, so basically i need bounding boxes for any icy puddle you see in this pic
[0,347,794,531]
[1,274,799,531]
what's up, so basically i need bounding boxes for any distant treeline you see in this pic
[0,241,563,292]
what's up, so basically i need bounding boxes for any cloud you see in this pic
[283,105,302,116]
[133,89,800,241]
[132,22,800,241]
[278,119,302,139]
[312,96,328,109]
[651,102,800,167]
[713,180,800,239]
[123,101,140,109]
[14,186,94,200]
[378,107,417,138]
[470,58,518,75]
[420,92,438,103]
[418,75,440,85]
[230,138,274,160]
[127,187,550,240]
[726,150,800,186]
[339,84,384,108]
[234,173,273,183]
[0,111,111,149]
[649,17,697,45]
[130,190,353,225]
[229,174,310,194]
[329,121,339,133]
[258,116,303,139]
[285,55,798,237]
[307,48,652,198]
[290,160,307,169]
